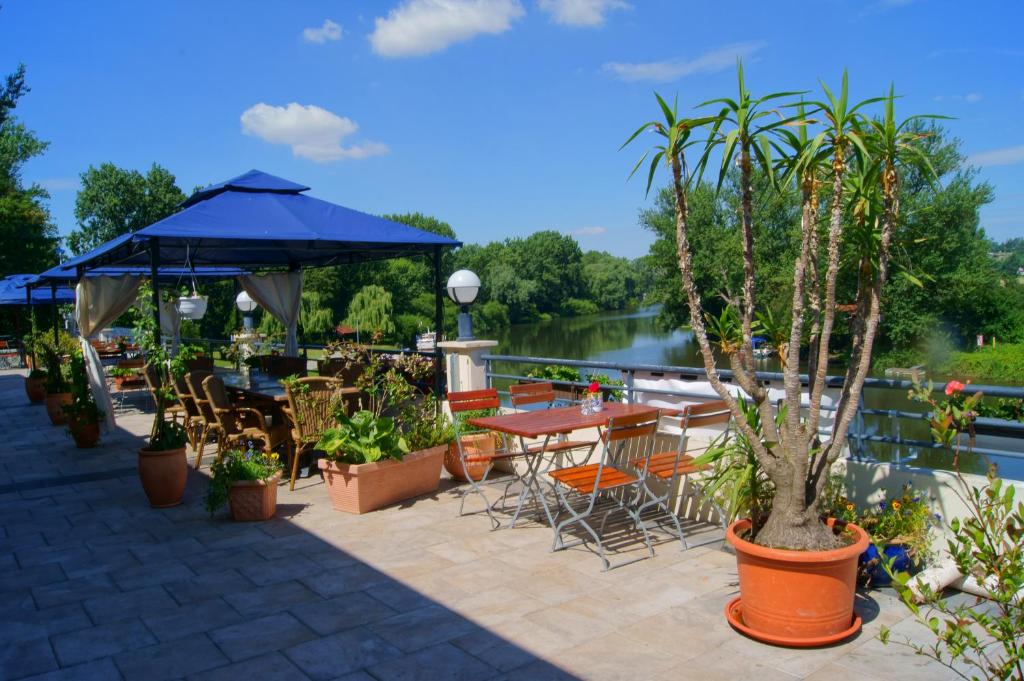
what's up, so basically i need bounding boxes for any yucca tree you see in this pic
[625,70,934,551]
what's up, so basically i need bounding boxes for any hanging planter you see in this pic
[177,294,208,320]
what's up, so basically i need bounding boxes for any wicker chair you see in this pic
[317,358,365,385]
[142,362,186,425]
[202,374,289,463]
[282,376,346,491]
[185,370,221,467]
[172,373,205,467]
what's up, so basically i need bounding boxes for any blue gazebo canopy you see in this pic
[62,170,461,270]
[0,275,75,305]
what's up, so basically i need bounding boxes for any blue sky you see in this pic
[2,0,1022,259]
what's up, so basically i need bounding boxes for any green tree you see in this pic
[67,163,186,254]
[0,64,59,282]
[345,285,395,340]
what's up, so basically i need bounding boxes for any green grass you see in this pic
[940,343,1024,385]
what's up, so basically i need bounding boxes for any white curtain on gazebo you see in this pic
[158,297,181,356]
[75,275,142,430]
[239,272,303,356]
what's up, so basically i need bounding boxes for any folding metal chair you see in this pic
[509,382,598,466]
[629,400,732,550]
[549,408,660,570]
[449,388,534,530]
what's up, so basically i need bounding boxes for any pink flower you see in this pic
[588,381,600,394]
[945,380,965,396]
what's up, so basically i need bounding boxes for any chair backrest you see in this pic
[174,373,201,418]
[448,388,501,414]
[142,362,161,394]
[185,370,215,424]
[680,400,732,430]
[317,358,365,385]
[184,357,214,373]
[285,376,344,443]
[508,381,555,408]
[201,374,240,435]
[605,408,661,443]
[267,356,307,378]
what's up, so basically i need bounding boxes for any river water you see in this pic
[490,307,1014,477]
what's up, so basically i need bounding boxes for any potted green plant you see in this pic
[205,449,283,521]
[623,71,934,645]
[316,371,453,514]
[25,368,47,403]
[41,345,72,425]
[62,350,104,448]
[109,366,140,390]
[134,281,190,507]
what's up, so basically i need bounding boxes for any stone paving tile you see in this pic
[164,568,256,605]
[283,627,403,681]
[187,652,311,681]
[365,642,498,681]
[238,554,323,586]
[0,602,94,642]
[110,559,195,591]
[51,618,157,667]
[368,604,480,654]
[18,657,122,681]
[451,628,544,674]
[179,546,266,575]
[82,585,179,624]
[300,563,390,598]
[493,659,581,681]
[114,634,229,681]
[0,636,59,680]
[143,597,245,642]
[0,562,67,594]
[223,579,321,618]
[288,590,398,636]
[32,574,121,609]
[209,612,318,662]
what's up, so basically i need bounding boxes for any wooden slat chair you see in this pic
[450,388,533,530]
[282,376,344,491]
[172,373,205,467]
[202,374,289,463]
[509,382,598,465]
[549,408,661,570]
[628,400,732,550]
[142,362,186,425]
[185,370,222,468]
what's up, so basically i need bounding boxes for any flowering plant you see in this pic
[587,381,600,395]
[856,483,940,562]
[909,377,983,465]
[205,448,282,514]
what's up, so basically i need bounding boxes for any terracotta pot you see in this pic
[228,472,281,521]
[69,418,100,448]
[25,376,46,404]
[444,434,496,482]
[318,445,445,514]
[725,518,869,647]
[45,392,72,425]
[138,446,188,508]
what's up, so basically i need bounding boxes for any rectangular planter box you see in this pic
[318,445,446,514]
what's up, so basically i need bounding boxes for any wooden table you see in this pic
[467,403,659,528]
[219,371,289,402]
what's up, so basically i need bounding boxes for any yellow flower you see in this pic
[892,500,902,510]
[846,503,855,511]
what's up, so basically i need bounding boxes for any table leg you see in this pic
[509,435,557,529]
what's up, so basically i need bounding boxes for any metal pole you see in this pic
[150,239,162,346]
[433,247,444,399]
[24,284,33,367]
[50,282,58,343]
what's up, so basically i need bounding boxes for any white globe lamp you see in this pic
[446,269,481,340]
[236,291,258,330]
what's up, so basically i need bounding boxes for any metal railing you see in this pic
[482,353,1024,477]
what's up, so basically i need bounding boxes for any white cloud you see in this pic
[302,19,342,43]
[369,0,524,57]
[572,226,608,236]
[968,144,1024,168]
[933,92,983,103]
[38,177,80,192]
[537,0,629,27]
[602,41,766,83]
[240,103,388,162]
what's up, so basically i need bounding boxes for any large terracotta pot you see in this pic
[318,445,445,514]
[444,433,497,482]
[45,392,72,425]
[138,446,188,508]
[228,472,281,521]
[725,518,869,647]
[25,375,46,403]
[69,417,100,448]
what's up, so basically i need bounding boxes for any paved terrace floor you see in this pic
[0,369,963,680]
